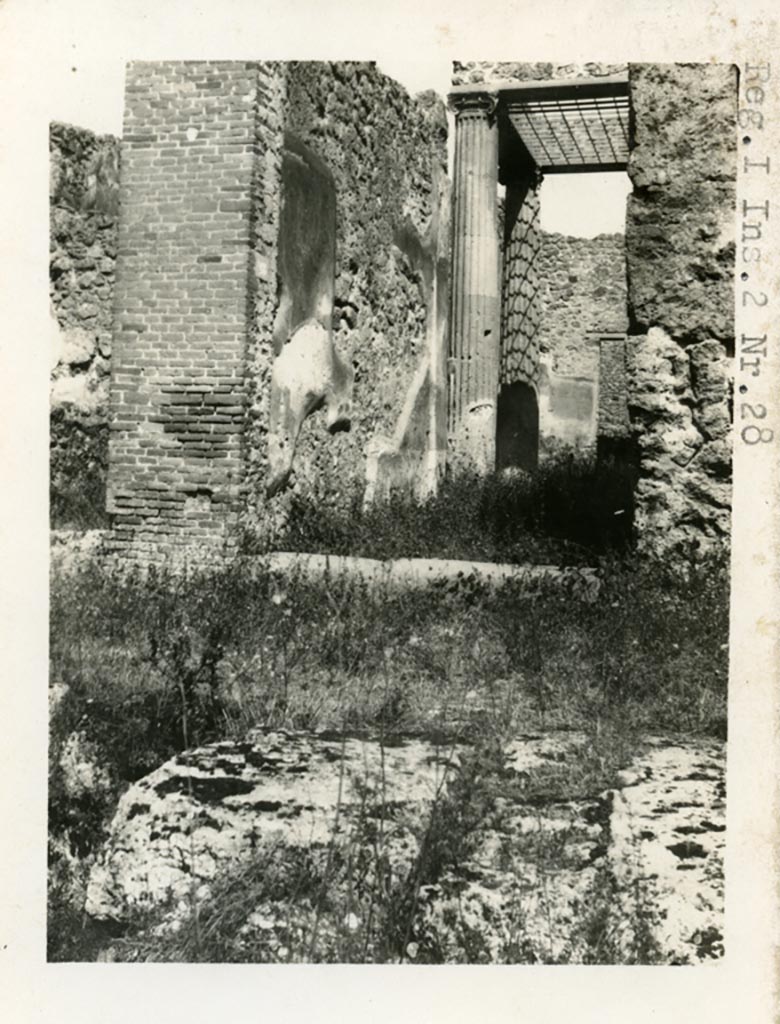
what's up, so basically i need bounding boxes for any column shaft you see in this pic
[448,93,500,473]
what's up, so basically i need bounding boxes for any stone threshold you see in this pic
[49,530,599,598]
[265,551,600,598]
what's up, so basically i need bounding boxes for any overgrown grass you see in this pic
[254,454,637,565]
[48,546,729,963]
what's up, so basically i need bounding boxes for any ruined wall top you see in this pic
[452,62,628,87]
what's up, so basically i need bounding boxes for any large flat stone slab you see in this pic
[85,729,724,963]
[85,730,460,922]
[609,735,726,963]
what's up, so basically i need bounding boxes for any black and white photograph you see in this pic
[47,56,737,966]
[2,0,779,1020]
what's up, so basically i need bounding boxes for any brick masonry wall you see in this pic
[50,122,119,527]
[243,62,448,538]
[105,61,276,563]
[626,64,736,553]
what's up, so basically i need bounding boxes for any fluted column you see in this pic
[448,90,501,473]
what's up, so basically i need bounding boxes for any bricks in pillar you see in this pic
[500,181,541,389]
[105,61,274,563]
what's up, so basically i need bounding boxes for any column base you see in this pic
[448,399,497,476]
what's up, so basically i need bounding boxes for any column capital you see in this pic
[448,88,499,120]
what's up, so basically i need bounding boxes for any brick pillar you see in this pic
[105,61,281,564]
[447,91,501,473]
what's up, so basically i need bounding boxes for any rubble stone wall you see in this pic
[50,122,119,527]
[243,62,448,537]
[452,62,627,86]
[535,232,628,458]
[501,225,628,459]
[598,335,632,444]
[536,233,627,375]
[626,64,736,552]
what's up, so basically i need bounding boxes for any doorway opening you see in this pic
[489,75,632,470]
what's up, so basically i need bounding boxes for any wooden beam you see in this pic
[449,73,629,107]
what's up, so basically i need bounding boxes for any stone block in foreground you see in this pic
[86,729,724,964]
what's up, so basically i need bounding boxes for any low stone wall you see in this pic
[264,551,600,600]
[50,122,119,527]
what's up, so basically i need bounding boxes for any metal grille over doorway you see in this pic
[451,74,630,175]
